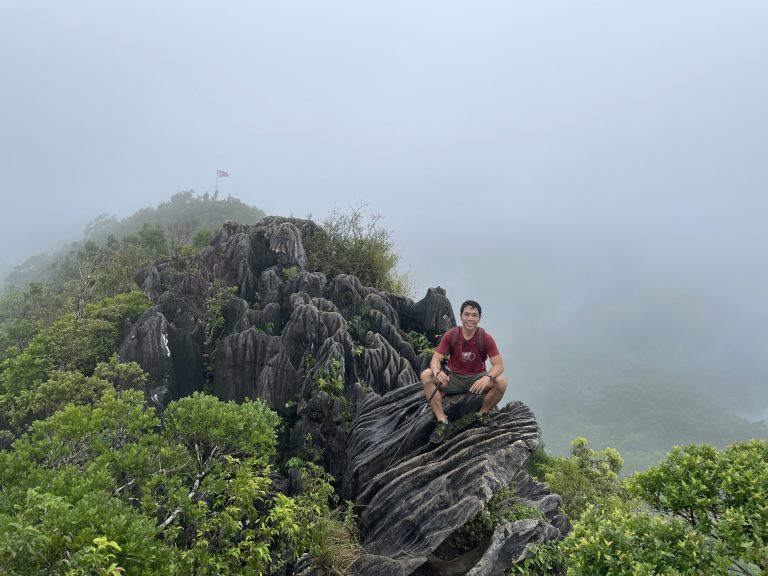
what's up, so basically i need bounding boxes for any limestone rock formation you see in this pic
[342,386,567,575]
[119,216,567,575]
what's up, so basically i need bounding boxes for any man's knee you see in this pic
[493,375,508,393]
[420,368,434,385]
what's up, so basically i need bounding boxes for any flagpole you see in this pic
[214,169,228,196]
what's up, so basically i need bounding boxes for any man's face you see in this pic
[460,306,481,330]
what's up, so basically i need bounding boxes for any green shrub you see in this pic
[314,359,345,398]
[562,497,723,576]
[562,440,768,574]
[540,437,624,521]
[406,331,435,355]
[304,206,411,295]
[314,503,364,576]
[0,292,151,437]
[0,488,172,576]
[507,541,565,575]
[434,485,519,560]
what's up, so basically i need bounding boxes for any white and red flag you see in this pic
[216,169,230,177]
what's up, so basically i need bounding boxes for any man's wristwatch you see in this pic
[485,372,494,380]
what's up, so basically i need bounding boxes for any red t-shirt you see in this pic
[436,328,500,375]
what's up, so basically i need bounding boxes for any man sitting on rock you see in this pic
[420,299,508,444]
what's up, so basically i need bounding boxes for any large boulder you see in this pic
[249,216,307,274]
[204,220,257,301]
[346,385,565,575]
[119,309,203,404]
[404,286,455,338]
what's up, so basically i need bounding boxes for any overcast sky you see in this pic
[2,1,767,423]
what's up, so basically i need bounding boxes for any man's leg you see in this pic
[420,368,447,422]
[480,375,508,414]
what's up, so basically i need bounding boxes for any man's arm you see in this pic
[430,351,448,387]
[486,354,504,380]
[430,351,446,377]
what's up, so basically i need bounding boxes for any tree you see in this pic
[0,283,69,357]
[562,440,768,575]
[0,291,151,438]
[630,441,768,574]
[538,437,624,521]
[132,222,169,258]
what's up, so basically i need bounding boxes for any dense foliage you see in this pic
[1,227,172,355]
[628,441,768,574]
[0,389,335,575]
[0,291,151,440]
[538,437,624,521]
[528,438,768,575]
[564,498,723,575]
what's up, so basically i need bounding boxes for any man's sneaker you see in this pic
[429,420,451,444]
[475,412,499,428]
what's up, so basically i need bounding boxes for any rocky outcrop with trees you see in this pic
[119,216,568,574]
[4,200,766,575]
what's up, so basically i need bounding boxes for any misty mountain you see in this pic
[506,258,768,472]
[3,191,266,288]
[518,347,767,473]
[81,190,266,246]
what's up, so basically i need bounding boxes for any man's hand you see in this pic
[470,375,492,395]
[435,370,448,388]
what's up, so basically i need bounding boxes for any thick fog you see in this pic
[2,2,767,437]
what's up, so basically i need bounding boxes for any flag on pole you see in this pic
[216,169,230,177]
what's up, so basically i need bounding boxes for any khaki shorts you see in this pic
[443,371,486,394]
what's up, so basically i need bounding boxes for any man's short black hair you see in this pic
[460,300,482,316]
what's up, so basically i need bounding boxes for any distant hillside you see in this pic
[83,190,265,246]
[4,191,265,287]
[0,258,9,285]
[519,352,768,474]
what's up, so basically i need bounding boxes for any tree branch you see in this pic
[113,477,135,495]
[159,506,183,531]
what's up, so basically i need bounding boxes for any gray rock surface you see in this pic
[205,220,257,301]
[345,385,567,575]
[119,310,203,404]
[248,216,307,274]
[406,286,455,339]
[355,397,539,555]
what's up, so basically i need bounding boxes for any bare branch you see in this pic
[114,478,135,495]
[159,506,183,531]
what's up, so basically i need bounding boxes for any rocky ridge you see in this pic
[119,216,568,575]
